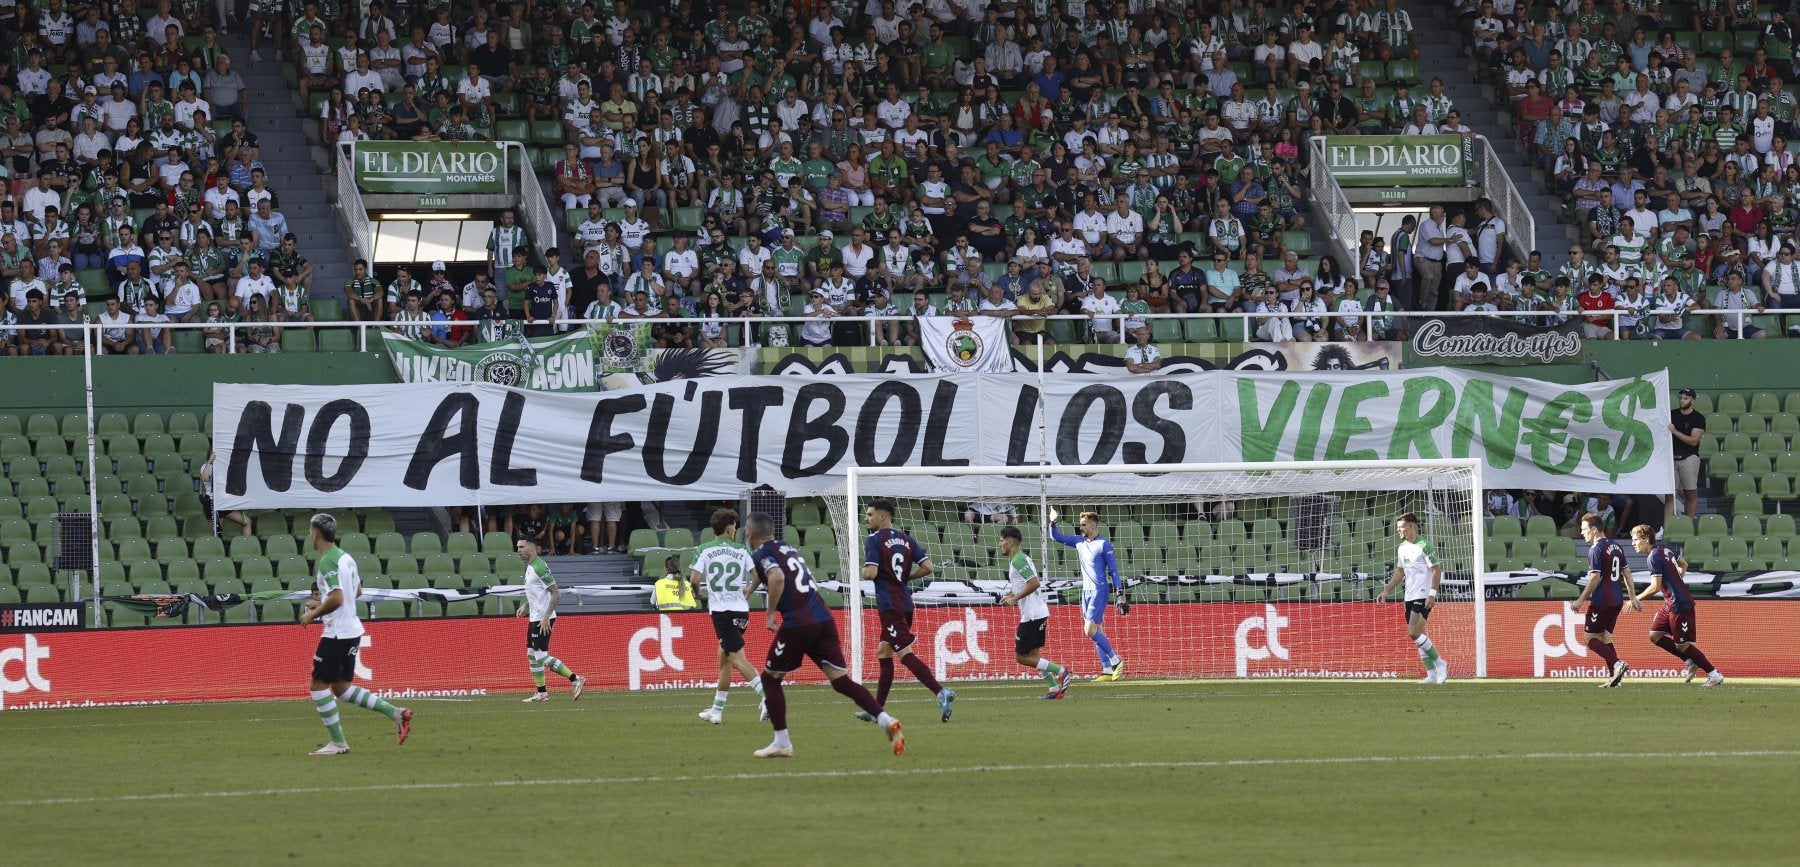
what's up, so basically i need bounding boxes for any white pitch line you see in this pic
[8,749,1797,808]
[6,680,1794,732]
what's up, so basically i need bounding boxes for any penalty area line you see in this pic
[9,749,1799,808]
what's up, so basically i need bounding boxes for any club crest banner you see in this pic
[916,315,1015,372]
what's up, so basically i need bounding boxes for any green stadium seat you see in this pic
[1731,493,1764,518]
[97,413,131,439]
[276,556,310,582]
[320,329,357,351]
[311,298,343,322]
[627,528,662,555]
[445,532,480,555]
[132,413,164,437]
[409,532,443,557]
[458,554,490,576]
[1761,474,1794,499]
[0,416,19,438]
[481,531,512,553]
[25,413,59,441]
[1663,516,1695,543]
[1767,514,1797,539]
[374,531,408,561]
[282,330,318,352]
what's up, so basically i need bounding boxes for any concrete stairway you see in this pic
[1400,0,1579,272]
[232,36,354,303]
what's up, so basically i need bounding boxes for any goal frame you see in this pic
[840,459,1487,681]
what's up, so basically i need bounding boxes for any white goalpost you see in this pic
[826,459,1487,684]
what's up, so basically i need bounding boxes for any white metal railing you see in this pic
[5,306,1776,353]
[1308,135,1361,267]
[1474,134,1537,260]
[333,142,373,264]
[511,142,557,261]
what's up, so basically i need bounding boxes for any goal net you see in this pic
[822,460,1485,683]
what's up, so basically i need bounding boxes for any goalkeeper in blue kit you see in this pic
[1050,511,1127,681]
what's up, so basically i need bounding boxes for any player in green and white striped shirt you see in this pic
[998,526,1073,699]
[687,508,766,724]
[1377,512,1448,684]
[517,536,586,702]
[300,513,412,756]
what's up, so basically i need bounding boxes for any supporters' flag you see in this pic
[381,330,597,392]
[590,321,652,374]
[102,592,287,619]
[917,315,1014,373]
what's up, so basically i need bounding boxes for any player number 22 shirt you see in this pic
[691,539,755,613]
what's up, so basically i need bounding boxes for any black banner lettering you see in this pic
[303,400,370,492]
[643,382,719,486]
[854,381,921,467]
[404,393,481,490]
[1056,386,1127,465]
[728,386,786,483]
[224,401,304,495]
[490,391,537,487]
[580,393,647,483]
[1124,381,1192,464]
[782,384,849,478]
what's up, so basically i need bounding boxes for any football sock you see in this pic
[1588,638,1620,667]
[877,657,896,706]
[543,655,574,680]
[1653,636,1685,660]
[1091,632,1117,667]
[876,711,896,729]
[772,729,792,749]
[900,653,943,695]
[1413,634,1440,669]
[1035,658,1064,687]
[759,673,787,730]
[748,676,765,696]
[310,689,346,744]
[831,675,885,717]
[529,651,546,691]
[339,685,400,721]
[712,690,729,710]
[1682,646,1715,673]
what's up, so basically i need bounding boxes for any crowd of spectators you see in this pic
[308,0,1477,350]
[1492,0,1800,338]
[0,0,329,355]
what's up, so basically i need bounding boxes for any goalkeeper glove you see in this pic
[1115,599,1130,615]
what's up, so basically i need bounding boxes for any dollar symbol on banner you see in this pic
[1589,380,1657,484]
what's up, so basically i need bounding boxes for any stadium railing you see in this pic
[7,308,1772,350]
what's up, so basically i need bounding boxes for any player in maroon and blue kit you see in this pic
[743,512,905,758]
[1572,513,1641,688]
[858,500,955,724]
[1630,524,1726,688]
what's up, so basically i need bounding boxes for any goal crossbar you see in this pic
[838,459,1488,680]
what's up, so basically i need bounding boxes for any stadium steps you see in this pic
[1398,0,1578,273]
[232,35,355,306]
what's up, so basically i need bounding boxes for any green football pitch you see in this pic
[6,679,1798,865]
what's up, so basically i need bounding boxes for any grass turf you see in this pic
[4,679,1798,865]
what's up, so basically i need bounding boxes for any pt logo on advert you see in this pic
[1235,604,1291,676]
[1,634,52,709]
[933,609,990,679]
[629,614,685,689]
[1533,603,1588,676]
[356,635,374,681]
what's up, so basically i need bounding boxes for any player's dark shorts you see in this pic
[1651,605,1697,644]
[765,621,848,674]
[711,610,749,654]
[526,619,553,652]
[878,608,917,652]
[1403,599,1433,624]
[1015,617,1048,655]
[1584,604,1623,635]
[312,636,361,682]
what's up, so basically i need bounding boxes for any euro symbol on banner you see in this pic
[629,614,685,689]
[1234,604,1291,676]
[0,634,52,709]
[933,608,990,679]
[1533,603,1588,676]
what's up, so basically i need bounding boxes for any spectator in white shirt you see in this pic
[1078,279,1122,343]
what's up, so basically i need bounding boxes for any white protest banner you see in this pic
[915,315,1016,372]
[213,369,1671,509]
